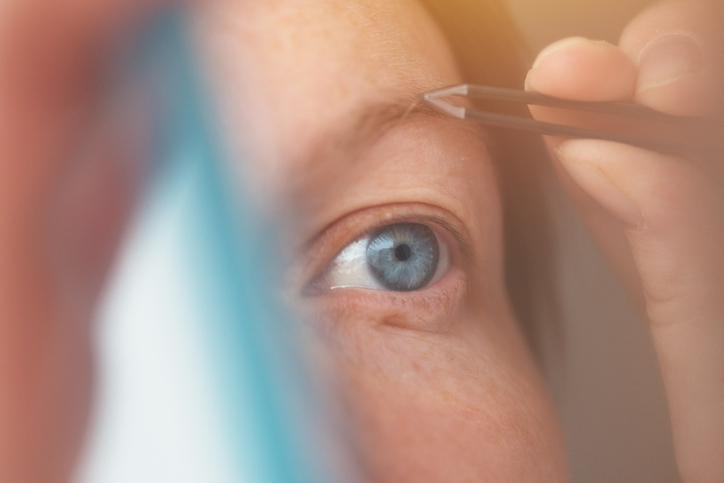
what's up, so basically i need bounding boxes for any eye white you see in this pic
[325,235,384,290]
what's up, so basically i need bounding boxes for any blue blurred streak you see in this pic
[133,8,358,483]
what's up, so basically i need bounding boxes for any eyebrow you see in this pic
[284,97,444,219]
[306,96,445,162]
[287,96,477,259]
[288,97,446,195]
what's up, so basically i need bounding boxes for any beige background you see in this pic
[505,0,680,481]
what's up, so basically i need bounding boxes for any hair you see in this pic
[419,0,560,359]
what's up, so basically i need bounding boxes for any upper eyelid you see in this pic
[329,213,472,263]
[418,215,474,263]
[292,203,478,285]
[344,220,470,283]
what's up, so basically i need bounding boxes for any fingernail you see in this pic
[554,141,643,227]
[637,35,703,94]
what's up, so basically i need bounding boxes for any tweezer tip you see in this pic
[423,84,470,100]
[423,97,466,120]
[422,84,468,119]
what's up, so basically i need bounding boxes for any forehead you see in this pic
[196,0,461,196]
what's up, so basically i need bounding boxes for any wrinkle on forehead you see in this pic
[195,0,461,203]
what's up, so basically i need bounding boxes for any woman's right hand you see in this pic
[526,1,724,481]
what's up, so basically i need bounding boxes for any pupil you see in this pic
[395,244,412,261]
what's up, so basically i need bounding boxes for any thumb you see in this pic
[620,0,724,115]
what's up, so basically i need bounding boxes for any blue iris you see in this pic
[366,223,439,291]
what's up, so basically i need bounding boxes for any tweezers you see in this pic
[423,84,720,157]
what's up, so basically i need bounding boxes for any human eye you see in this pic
[295,204,470,334]
[296,205,470,336]
[311,222,450,292]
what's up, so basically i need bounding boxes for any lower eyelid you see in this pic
[309,267,467,334]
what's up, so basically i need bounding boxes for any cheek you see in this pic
[332,319,565,483]
[304,270,467,347]
[298,286,564,481]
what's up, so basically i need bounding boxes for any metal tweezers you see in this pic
[423,84,721,157]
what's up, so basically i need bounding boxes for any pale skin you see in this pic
[0,0,721,482]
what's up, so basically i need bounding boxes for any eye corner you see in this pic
[301,273,328,297]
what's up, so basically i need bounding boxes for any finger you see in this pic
[527,6,724,480]
[545,136,648,312]
[616,3,724,481]
[523,36,642,161]
[525,36,638,101]
[619,0,724,115]
[524,37,649,300]
[555,138,724,483]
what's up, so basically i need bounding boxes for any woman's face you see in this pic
[197,0,566,480]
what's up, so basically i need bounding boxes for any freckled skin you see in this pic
[196,0,567,481]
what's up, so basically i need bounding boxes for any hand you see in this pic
[0,1,166,481]
[526,1,724,481]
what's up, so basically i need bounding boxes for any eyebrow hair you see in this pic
[287,97,447,198]
[316,96,445,156]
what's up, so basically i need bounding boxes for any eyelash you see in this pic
[289,204,471,333]
[309,223,449,293]
[299,204,467,293]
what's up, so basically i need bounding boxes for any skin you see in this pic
[0,0,721,482]
[195,1,565,480]
[526,2,724,481]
